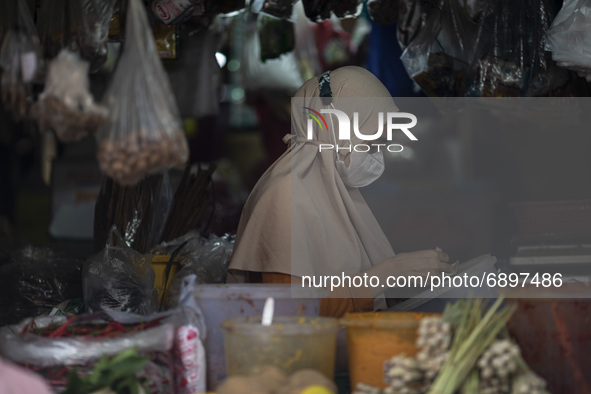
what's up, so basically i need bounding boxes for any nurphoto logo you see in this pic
[304,107,418,153]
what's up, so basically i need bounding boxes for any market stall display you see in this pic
[351,299,547,394]
[0,306,205,393]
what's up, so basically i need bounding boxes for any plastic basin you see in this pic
[192,284,324,389]
[222,315,338,379]
[341,311,438,389]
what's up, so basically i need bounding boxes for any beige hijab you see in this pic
[228,66,399,291]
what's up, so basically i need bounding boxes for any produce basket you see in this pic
[510,200,591,235]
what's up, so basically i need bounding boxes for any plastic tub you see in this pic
[222,316,338,379]
[192,284,325,389]
[341,312,438,389]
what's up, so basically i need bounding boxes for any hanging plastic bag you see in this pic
[98,0,188,186]
[31,50,107,142]
[465,0,574,96]
[242,18,304,92]
[400,0,474,97]
[546,0,591,81]
[84,226,156,315]
[0,0,42,119]
[258,15,295,61]
[81,0,117,71]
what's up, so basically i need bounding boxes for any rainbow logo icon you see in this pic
[303,107,328,131]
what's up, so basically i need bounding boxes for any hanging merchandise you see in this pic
[152,0,203,25]
[32,50,107,142]
[0,0,42,119]
[546,0,591,81]
[367,0,399,27]
[313,20,353,71]
[258,15,295,61]
[397,0,429,50]
[400,0,475,97]
[154,23,178,59]
[465,0,574,97]
[97,0,189,186]
[255,0,298,19]
[81,0,118,71]
[242,19,304,92]
[302,0,363,22]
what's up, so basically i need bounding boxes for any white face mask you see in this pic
[327,106,385,188]
[335,149,385,188]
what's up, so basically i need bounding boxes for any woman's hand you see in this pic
[363,249,453,297]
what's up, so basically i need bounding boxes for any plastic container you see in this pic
[341,312,438,389]
[223,316,338,379]
[191,284,325,389]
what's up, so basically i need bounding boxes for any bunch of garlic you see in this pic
[477,339,520,393]
[415,316,452,381]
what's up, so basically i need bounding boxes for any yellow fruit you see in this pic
[299,385,333,394]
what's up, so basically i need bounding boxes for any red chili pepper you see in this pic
[48,316,78,338]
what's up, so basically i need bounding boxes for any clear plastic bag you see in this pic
[0,246,83,327]
[82,0,117,71]
[97,0,188,186]
[400,0,475,97]
[31,50,108,142]
[84,226,156,315]
[148,231,234,309]
[253,0,298,19]
[546,0,591,81]
[0,0,42,119]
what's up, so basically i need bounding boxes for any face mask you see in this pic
[326,105,385,188]
[335,149,385,188]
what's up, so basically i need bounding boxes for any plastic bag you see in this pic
[546,0,591,81]
[400,0,475,97]
[97,0,188,186]
[242,19,304,92]
[84,227,156,315]
[0,277,206,394]
[148,231,234,309]
[258,15,295,61]
[0,246,83,327]
[31,50,108,142]
[465,0,573,96]
[82,0,117,71]
[0,0,42,119]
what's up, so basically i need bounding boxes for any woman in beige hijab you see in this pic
[228,66,450,317]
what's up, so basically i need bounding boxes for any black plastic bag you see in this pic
[0,246,83,326]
